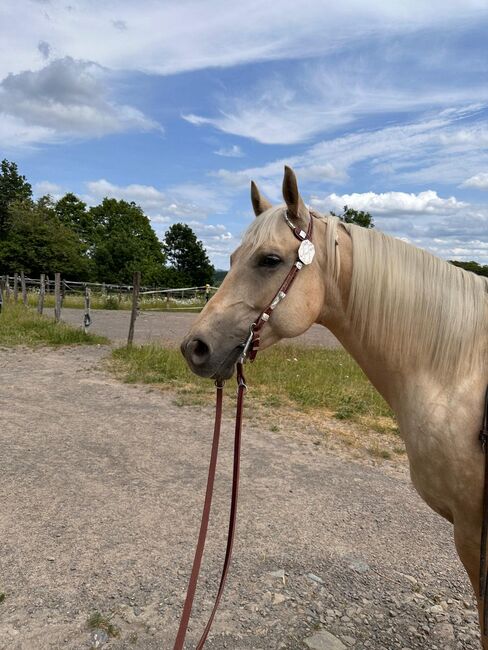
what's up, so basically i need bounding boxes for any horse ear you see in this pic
[282,165,307,222]
[250,181,272,217]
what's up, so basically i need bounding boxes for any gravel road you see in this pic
[56,308,342,349]
[0,346,480,649]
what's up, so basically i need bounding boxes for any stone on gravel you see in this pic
[348,559,370,573]
[304,629,347,650]
[90,628,109,647]
[273,592,287,604]
[269,569,286,583]
[307,572,324,584]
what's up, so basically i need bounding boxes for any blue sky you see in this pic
[1,1,488,267]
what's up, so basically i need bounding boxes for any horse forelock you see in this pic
[241,205,341,279]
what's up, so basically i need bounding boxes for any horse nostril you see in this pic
[188,337,211,366]
[193,338,209,357]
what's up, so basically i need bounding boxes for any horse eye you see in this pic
[259,254,282,268]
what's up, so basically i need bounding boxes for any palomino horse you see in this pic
[181,166,488,645]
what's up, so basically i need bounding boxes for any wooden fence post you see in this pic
[5,274,10,302]
[127,271,141,346]
[38,273,45,315]
[21,271,27,306]
[13,272,18,302]
[83,285,91,334]
[0,276,4,314]
[54,273,61,322]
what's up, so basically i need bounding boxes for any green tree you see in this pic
[331,204,374,228]
[55,193,95,244]
[0,159,32,235]
[450,260,488,277]
[89,198,166,284]
[0,199,89,278]
[163,223,214,287]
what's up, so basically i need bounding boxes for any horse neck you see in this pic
[315,225,399,406]
[316,223,481,410]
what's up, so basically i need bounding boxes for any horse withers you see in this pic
[181,166,488,646]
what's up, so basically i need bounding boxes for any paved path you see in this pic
[56,308,342,348]
[0,346,479,649]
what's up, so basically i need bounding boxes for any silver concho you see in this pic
[298,239,315,265]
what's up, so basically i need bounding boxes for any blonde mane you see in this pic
[344,222,488,375]
[244,207,488,376]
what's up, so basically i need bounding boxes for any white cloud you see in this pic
[2,1,488,80]
[0,57,160,148]
[183,54,488,144]
[312,190,467,216]
[34,180,63,198]
[215,108,488,192]
[214,144,244,158]
[83,178,237,264]
[461,172,488,190]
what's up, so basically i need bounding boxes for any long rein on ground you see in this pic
[172,211,488,648]
[171,210,315,649]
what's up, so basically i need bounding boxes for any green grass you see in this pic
[110,343,393,428]
[26,292,206,312]
[0,303,108,347]
[86,611,119,638]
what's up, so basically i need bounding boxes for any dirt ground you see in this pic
[56,308,342,348]
[0,345,481,649]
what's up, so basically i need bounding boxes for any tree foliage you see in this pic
[330,204,375,229]
[0,199,89,278]
[0,159,216,286]
[0,159,32,235]
[450,260,488,277]
[163,223,215,287]
[89,199,167,285]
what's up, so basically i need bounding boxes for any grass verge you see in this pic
[110,343,396,435]
[26,292,205,312]
[0,303,108,347]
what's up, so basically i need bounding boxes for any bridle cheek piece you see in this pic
[172,210,315,650]
[239,210,315,365]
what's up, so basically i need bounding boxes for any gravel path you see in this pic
[56,308,342,348]
[0,346,480,649]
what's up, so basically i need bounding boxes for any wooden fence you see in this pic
[0,272,217,345]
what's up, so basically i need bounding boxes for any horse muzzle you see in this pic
[180,334,242,381]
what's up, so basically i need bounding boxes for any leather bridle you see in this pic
[172,209,316,649]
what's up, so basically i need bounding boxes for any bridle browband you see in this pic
[172,208,316,649]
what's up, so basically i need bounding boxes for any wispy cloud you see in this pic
[214,108,488,192]
[2,1,488,79]
[213,144,243,158]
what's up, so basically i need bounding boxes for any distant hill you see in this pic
[214,269,228,285]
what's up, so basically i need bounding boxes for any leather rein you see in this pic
[480,385,488,635]
[172,210,315,649]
